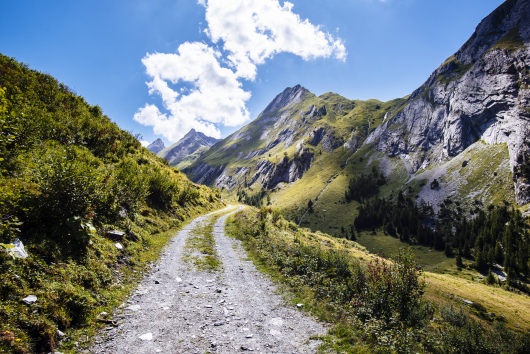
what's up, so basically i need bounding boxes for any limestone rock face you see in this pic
[364,0,530,204]
[146,138,165,154]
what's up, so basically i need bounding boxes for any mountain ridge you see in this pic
[183,0,530,233]
[157,128,220,169]
[146,138,165,154]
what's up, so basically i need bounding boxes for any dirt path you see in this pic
[88,206,325,353]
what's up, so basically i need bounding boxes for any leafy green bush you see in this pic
[147,166,179,209]
[178,184,201,206]
[112,157,149,214]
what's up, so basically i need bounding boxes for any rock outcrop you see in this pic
[363,0,530,204]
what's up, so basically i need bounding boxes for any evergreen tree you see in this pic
[403,227,410,242]
[386,222,396,237]
[434,233,445,251]
[456,251,463,268]
[506,267,517,286]
[486,269,495,285]
[495,243,504,264]
[350,228,357,241]
[517,243,528,275]
[488,247,495,268]
[416,221,423,243]
[474,247,487,272]
[350,227,357,241]
[463,240,471,258]
[445,243,454,258]
[397,223,403,239]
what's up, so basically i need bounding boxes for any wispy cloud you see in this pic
[135,0,347,142]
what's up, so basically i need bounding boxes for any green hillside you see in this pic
[0,54,223,353]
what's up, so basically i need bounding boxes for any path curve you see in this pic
[88,206,325,353]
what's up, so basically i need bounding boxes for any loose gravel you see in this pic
[87,206,326,353]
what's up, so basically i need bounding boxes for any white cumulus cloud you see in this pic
[140,140,150,147]
[204,0,347,79]
[135,0,347,142]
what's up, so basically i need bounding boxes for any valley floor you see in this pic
[87,206,325,353]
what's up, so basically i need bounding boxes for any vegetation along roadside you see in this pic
[226,206,530,353]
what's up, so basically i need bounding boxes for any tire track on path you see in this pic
[88,206,325,353]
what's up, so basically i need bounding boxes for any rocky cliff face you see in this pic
[146,138,165,154]
[364,0,530,204]
[157,129,220,167]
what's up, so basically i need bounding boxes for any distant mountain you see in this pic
[183,0,530,232]
[146,138,165,154]
[157,129,220,169]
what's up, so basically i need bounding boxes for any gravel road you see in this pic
[88,206,326,353]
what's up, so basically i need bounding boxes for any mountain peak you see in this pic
[157,129,221,166]
[454,0,529,65]
[146,138,165,154]
[259,85,311,116]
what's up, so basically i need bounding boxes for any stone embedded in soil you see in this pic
[126,305,141,312]
[139,333,153,341]
[22,295,37,304]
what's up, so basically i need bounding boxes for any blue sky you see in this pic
[0,0,504,146]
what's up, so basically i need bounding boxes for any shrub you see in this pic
[113,157,149,214]
[25,145,112,247]
[147,166,179,209]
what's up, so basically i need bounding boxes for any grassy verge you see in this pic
[225,207,530,353]
[182,207,236,272]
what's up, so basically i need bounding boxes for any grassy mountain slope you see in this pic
[0,54,223,353]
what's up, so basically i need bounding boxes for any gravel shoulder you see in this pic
[88,206,326,353]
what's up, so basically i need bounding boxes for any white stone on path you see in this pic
[126,305,141,311]
[269,317,283,326]
[139,333,153,341]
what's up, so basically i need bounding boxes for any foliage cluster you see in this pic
[354,191,444,248]
[344,165,386,202]
[0,54,223,353]
[452,205,529,288]
[237,187,268,207]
